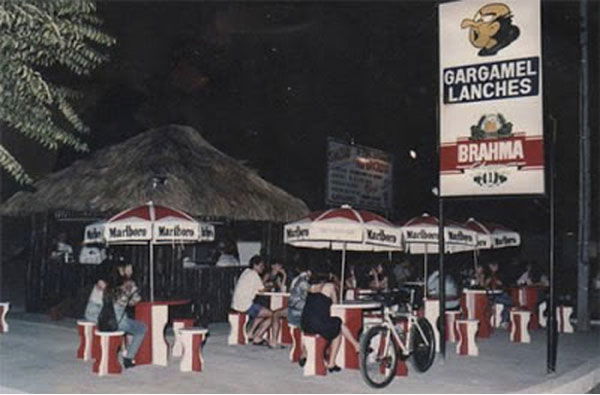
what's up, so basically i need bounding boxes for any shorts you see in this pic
[246,303,263,319]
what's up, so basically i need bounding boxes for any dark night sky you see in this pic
[4,1,597,236]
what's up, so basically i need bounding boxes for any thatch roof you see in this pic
[1,125,309,221]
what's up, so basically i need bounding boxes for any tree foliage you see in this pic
[0,0,115,184]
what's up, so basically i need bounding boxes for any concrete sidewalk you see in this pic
[0,314,599,393]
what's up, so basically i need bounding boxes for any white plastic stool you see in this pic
[303,333,327,376]
[456,319,478,356]
[509,310,531,343]
[180,328,209,373]
[172,318,195,357]
[227,311,248,345]
[93,331,125,376]
[76,320,96,361]
[288,324,302,363]
[445,311,461,343]
[557,305,574,333]
[538,301,547,328]
[0,302,9,333]
[423,298,440,352]
[490,303,504,329]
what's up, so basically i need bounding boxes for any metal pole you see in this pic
[150,242,154,302]
[577,0,591,332]
[547,115,558,374]
[340,243,347,302]
[438,198,446,359]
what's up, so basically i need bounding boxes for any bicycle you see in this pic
[359,288,436,388]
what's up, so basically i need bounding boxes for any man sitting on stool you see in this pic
[231,255,277,347]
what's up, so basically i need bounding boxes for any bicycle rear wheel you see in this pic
[359,325,398,388]
[410,318,436,373]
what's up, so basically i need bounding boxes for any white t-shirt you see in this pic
[231,268,264,312]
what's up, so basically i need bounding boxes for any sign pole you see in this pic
[438,197,446,359]
[547,115,558,373]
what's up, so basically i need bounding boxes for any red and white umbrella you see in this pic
[464,218,521,250]
[284,205,402,300]
[401,213,477,254]
[400,213,477,294]
[84,202,215,301]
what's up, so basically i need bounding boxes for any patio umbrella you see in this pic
[84,201,215,301]
[464,217,521,268]
[400,213,477,294]
[283,204,403,300]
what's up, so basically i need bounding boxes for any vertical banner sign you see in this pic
[439,0,544,196]
[326,137,393,212]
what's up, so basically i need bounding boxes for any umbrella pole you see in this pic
[149,241,154,302]
[340,243,347,302]
[424,244,428,296]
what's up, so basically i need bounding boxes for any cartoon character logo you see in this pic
[461,3,520,56]
[470,113,513,140]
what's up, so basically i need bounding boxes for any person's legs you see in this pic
[251,306,273,344]
[326,335,342,369]
[340,323,359,352]
[248,317,263,340]
[495,292,513,323]
[119,317,147,360]
[246,303,265,339]
[271,308,287,345]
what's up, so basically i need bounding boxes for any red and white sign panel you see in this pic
[439,0,544,196]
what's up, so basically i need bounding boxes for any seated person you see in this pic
[368,263,389,291]
[301,272,360,373]
[263,258,288,292]
[473,264,486,288]
[112,261,147,369]
[344,265,358,291]
[393,259,412,285]
[517,261,549,287]
[288,261,313,365]
[486,262,513,327]
[231,255,277,347]
[426,270,460,310]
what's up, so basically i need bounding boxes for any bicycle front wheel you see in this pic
[359,325,398,389]
[410,317,436,373]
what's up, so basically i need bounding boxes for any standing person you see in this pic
[112,260,147,369]
[216,241,240,267]
[231,255,277,347]
[427,268,460,310]
[301,272,360,373]
[83,261,114,323]
[288,261,313,366]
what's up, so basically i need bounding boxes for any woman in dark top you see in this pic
[301,272,360,372]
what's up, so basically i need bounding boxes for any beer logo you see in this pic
[473,169,508,187]
[461,3,520,56]
[470,113,513,140]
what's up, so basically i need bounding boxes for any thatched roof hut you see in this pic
[1,125,309,221]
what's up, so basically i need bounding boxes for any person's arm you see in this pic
[279,271,287,292]
[325,283,338,304]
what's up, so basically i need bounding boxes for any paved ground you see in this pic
[0,313,599,393]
